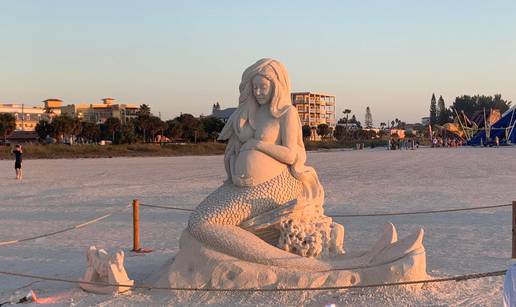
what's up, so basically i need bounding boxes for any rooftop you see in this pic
[7,130,39,140]
[0,104,44,110]
[291,91,336,98]
[43,98,63,102]
[212,107,237,119]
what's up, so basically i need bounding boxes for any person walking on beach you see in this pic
[12,144,23,180]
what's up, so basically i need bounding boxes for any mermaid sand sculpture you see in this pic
[155,59,427,289]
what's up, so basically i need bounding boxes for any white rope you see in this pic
[0,269,506,292]
[0,204,130,247]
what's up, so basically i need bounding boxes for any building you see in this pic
[211,102,236,123]
[336,123,360,130]
[209,92,338,130]
[0,102,58,131]
[61,98,139,124]
[291,92,336,129]
[212,108,237,122]
[421,117,430,125]
[7,130,39,143]
[390,129,406,139]
[43,98,63,112]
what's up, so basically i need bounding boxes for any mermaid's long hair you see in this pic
[219,58,324,204]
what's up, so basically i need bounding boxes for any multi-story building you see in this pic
[61,98,139,124]
[291,91,336,130]
[0,101,60,131]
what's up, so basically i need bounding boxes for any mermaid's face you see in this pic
[252,75,272,105]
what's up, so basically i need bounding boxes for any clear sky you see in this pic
[1,1,515,125]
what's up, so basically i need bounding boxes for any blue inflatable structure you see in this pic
[468,106,516,146]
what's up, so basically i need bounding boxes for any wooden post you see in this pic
[132,199,140,252]
[513,201,516,259]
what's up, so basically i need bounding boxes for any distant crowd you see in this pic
[431,137,465,148]
[387,137,469,150]
[388,138,420,150]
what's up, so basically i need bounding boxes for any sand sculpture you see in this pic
[155,59,427,289]
[80,246,133,294]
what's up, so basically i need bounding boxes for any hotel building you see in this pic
[291,92,336,129]
[61,98,139,124]
[0,99,61,131]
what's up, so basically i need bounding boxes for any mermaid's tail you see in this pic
[187,222,330,271]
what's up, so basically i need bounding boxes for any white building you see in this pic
[0,101,60,131]
[60,98,139,124]
[291,92,336,129]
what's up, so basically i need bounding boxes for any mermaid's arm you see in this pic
[253,107,299,165]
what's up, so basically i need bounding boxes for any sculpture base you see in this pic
[153,231,428,290]
[79,280,134,295]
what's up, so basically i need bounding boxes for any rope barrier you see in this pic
[0,269,506,292]
[140,203,194,212]
[0,204,130,247]
[5,201,505,248]
[329,203,512,217]
[138,203,511,217]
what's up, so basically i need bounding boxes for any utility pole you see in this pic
[21,104,24,131]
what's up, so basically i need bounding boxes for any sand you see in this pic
[0,147,513,306]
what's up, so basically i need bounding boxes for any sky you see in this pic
[1,1,515,125]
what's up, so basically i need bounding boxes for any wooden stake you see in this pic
[512,201,516,259]
[132,199,140,252]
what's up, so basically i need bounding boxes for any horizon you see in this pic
[1,1,515,125]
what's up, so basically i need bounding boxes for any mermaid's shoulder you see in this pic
[280,104,300,124]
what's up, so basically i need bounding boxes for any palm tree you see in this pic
[50,114,76,143]
[138,104,151,117]
[78,122,100,143]
[0,113,16,142]
[43,106,54,120]
[139,116,165,142]
[317,124,330,140]
[104,117,122,142]
[302,125,312,140]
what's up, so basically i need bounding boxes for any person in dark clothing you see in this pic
[13,144,23,180]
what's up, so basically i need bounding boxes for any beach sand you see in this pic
[0,147,512,306]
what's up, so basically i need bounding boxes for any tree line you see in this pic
[0,113,16,142]
[302,123,407,143]
[301,106,408,142]
[3,95,510,145]
[32,104,226,144]
[429,93,512,126]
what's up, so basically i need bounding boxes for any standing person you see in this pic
[12,144,23,180]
